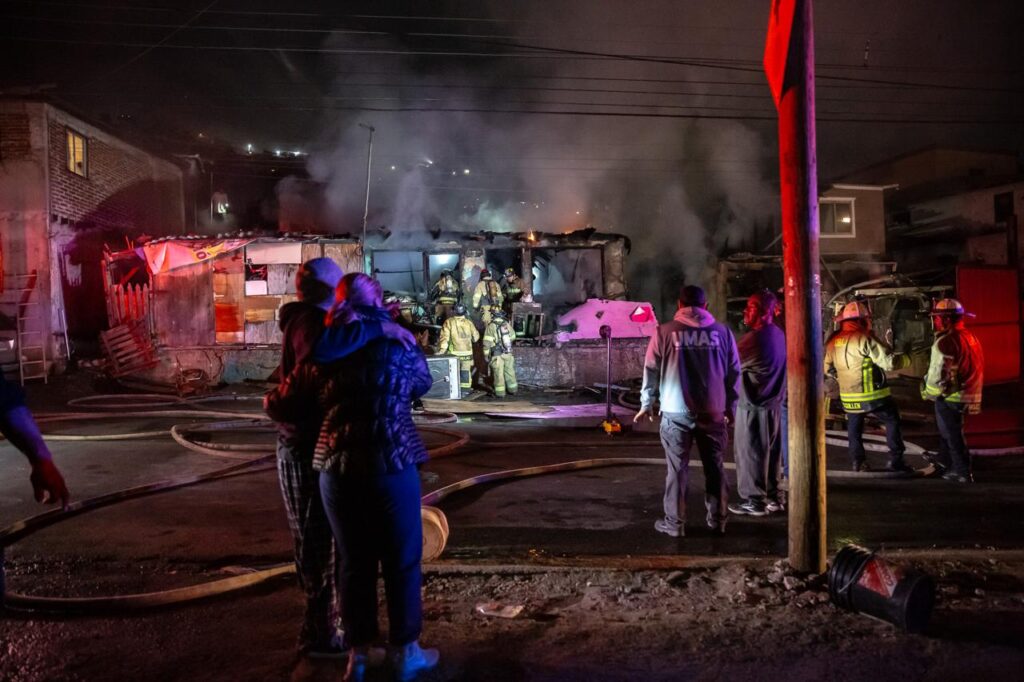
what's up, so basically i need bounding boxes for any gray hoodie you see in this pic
[640,306,741,419]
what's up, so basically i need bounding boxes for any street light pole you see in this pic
[359,123,375,273]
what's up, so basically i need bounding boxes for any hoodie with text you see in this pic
[640,306,741,419]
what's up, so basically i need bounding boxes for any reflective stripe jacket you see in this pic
[824,327,908,413]
[472,280,504,309]
[432,274,459,304]
[922,326,984,410]
[438,315,479,356]
[483,319,515,358]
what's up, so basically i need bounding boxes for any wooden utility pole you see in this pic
[765,0,827,573]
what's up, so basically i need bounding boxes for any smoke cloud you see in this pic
[293,3,780,311]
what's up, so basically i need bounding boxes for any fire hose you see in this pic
[0,395,467,613]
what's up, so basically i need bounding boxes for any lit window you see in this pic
[819,199,854,236]
[66,129,87,177]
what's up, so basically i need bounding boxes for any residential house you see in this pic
[0,98,184,379]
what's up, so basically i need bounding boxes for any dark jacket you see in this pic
[312,310,433,476]
[267,301,385,461]
[737,324,787,408]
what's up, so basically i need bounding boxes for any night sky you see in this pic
[3,0,1023,257]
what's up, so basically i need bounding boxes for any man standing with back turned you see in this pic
[636,285,741,537]
[728,290,787,517]
[824,300,911,473]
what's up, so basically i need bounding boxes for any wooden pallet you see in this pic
[100,321,158,377]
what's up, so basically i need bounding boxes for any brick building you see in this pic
[0,98,184,377]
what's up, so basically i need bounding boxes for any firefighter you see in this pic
[471,268,503,328]
[824,300,911,473]
[921,298,984,483]
[437,303,479,395]
[431,269,460,323]
[502,267,525,314]
[483,309,518,398]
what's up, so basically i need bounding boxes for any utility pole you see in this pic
[359,123,375,273]
[764,0,826,573]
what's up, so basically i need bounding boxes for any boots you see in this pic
[390,641,440,682]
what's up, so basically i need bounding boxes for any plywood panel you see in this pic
[267,264,298,295]
[245,320,282,345]
[323,242,364,275]
[301,243,322,263]
[151,261,215,346]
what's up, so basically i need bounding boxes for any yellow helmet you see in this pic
[835,300,871,322]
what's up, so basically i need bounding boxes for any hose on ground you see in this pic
[1,419,470,613]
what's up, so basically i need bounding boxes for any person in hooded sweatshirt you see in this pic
[636,285,741,537]
[265,258,414,660]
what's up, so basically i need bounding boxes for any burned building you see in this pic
[103,228,651,387]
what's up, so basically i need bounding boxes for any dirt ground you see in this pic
[3,553,1024,681]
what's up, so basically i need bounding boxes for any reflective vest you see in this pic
[438,315,479,357]
[922,327,984,410]
[433,274,459,305]
[824,327,908,413]
[483,320,515,357]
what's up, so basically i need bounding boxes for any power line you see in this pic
[81,0,220,87]
[8,13,1005,68]
[4,34,1022,95]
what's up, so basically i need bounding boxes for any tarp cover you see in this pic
[142,239,252,274]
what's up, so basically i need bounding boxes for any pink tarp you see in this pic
[142,239,252,274]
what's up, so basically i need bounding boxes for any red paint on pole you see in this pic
[764,0,797,107]
[768,0,827,573]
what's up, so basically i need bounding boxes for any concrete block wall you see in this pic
[515,339,648,387]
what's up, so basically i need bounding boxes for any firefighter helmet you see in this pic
[453,303,467,316]
[929,298,974,317]
[493,309,507,321]
[835,300,871,322]
[480,269,493,280]
[504,267,516,279]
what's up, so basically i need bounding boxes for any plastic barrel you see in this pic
[421,506,449,563]
[828,544,936,634]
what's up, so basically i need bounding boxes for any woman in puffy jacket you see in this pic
[274,272,437,682]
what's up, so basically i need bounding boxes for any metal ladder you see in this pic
[2,273,48,385]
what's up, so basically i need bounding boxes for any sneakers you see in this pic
[765,499,786,514]
[852,460,870,472]
[728,500,767,516]
[941,471,973,484]
[654,519,685,537]
[390,641,440,682]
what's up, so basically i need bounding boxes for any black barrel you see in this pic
[828,544,935,634]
